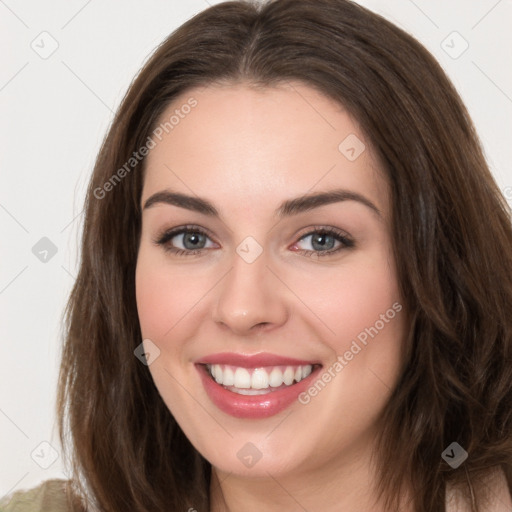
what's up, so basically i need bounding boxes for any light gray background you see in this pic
[1,0,511,497]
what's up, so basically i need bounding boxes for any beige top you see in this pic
[1,472,511,511]
[445,468,512,512]
[0,480,70,512]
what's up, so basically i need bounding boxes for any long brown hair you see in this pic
[57,0,512,510]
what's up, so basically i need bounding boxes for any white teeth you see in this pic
[269,367,284,387]
[233,367,251,389]
[206,363,315,390]
[213,365,223,384]
[229,388,272,395]
[223,366,235,386]
[283,366,295,385]
[251,368,269,389]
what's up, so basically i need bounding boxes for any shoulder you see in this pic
[0,479,72,512]
[446,467,512,512]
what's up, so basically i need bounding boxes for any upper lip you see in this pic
[195,352,322,368]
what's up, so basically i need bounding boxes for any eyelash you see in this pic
[153,224,355,258]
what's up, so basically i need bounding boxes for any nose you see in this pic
[212,248,289,335]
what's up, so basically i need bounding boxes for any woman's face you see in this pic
[136,82,406,482]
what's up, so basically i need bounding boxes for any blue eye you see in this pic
[293,227,354,257]
[154,226,215,256]
[154,225,354,257]
[173,231,208,250]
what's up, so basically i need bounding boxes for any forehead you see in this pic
[142,81,388,218]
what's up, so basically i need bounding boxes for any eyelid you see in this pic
[295,225,352,241]
[153,224,217,247]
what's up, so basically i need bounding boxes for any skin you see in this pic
[135,81,410,511]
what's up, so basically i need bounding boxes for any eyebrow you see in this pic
[142,188,382,219]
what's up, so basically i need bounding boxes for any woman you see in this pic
[2,0,511,510]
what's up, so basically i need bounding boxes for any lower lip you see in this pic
[196,364,322,419]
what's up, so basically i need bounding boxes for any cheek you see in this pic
[136,265,174,341]
[289,255,402,352]
[340,265,401,342]
[135,249,208,342]
[135,251,217,438]
[283,259,405,455]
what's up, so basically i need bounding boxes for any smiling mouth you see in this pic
[202,363,323,395]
